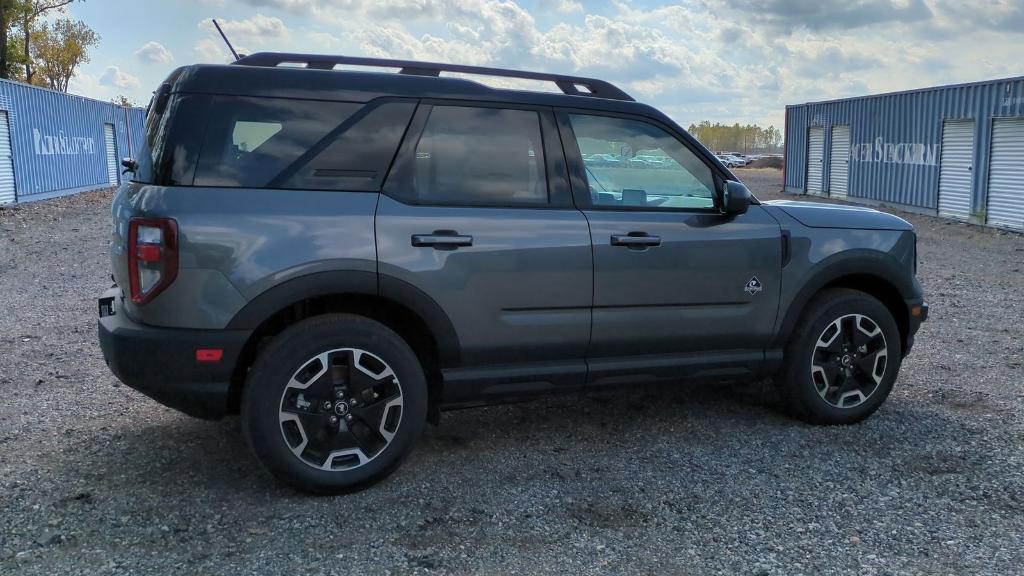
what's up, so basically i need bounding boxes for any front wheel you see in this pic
[776,289,902,425]
[242,314,427,493]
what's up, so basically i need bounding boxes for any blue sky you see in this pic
[66,0,1023,128]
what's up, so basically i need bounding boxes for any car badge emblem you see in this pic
[745,276,763,295]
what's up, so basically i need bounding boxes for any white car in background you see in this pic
[716,154,745,168]
[719,152,749,167]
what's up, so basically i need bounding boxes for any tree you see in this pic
[18,0,76,83]
[31,17,96,92]
[0,0,18,79]
[686,121,784,154]
[110,94,136,107]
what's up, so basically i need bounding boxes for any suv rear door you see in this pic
[557,111,782,384]
[377,102,592,401]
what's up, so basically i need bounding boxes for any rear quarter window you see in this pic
[193,97,415,191]
[133,93,210,186]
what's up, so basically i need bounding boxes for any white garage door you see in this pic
[987,118,1024,231]
[806,126,824,195]
[0,110,15,205]
[937,119,975,220]
[104,123,118,186]
[829,125,850,199]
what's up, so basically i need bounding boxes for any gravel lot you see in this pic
[1,171,1022,575]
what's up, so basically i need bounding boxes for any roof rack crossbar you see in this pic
[233,52,634,101]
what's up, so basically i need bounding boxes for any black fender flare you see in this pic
[771,249,915,350]
[226,270,461,366]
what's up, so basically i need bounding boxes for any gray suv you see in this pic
[98,53,927,493]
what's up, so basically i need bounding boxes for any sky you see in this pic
[65,0,1024,128]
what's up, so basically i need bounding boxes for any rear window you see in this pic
[192,97,415,191]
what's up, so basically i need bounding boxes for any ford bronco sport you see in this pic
[98,53,928,493]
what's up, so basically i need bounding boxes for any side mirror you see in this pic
[121,158,138,175]
[720,180,751,215]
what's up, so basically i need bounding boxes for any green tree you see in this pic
[0,0,78,81]
[20,0,77,83]
[31,17,97,91]
[687,121,783,154]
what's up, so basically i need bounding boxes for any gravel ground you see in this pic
[1,172,1022,575]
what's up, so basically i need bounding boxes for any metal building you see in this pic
[784,75,1024,231]
[0,78,146,205]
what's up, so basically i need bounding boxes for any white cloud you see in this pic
[99,66,140,89]
[199,0,1024,127]
[193,37,252,62]
[199,13,289,43]
[134,41,174,65]
[539,0,583,13]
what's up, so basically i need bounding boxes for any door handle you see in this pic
[610,233,661,248]
[411,232,474,249]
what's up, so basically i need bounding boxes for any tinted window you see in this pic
[412,106,547,206]
[570,114,716,210]
[133,93,209,186]
[193,97,415,191]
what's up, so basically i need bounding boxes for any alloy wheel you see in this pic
[809,314,888,409]
[278,348,403,471]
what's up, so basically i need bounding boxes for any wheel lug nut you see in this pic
[335,390,345,399]
[345,414,353,422]
[329,415,338,425]
[323,401,333,410]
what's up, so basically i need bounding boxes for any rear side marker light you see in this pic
[196,349,224,363]
[911,306,922,317]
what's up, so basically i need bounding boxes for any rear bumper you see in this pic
[97,288,250,419]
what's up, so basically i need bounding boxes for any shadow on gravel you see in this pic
[58,376,965,500]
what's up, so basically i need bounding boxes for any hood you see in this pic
[765,200,913,231]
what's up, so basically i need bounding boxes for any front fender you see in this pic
[770,228,919,350]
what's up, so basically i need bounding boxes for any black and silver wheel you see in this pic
[777,289,902,425]
[242,314,427,493]
[810,314,888,409]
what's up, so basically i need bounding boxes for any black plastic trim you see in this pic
[771,250,919,350]
[98,289,249,420]
[225,270,461,367]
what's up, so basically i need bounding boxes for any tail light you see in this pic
[128,218,178,304]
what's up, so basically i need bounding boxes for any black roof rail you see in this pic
[232,52,635,102]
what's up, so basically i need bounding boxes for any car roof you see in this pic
[169,54,669,121]
[163,52,736,181]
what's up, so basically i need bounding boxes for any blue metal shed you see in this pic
[0,78,146,204]
[784,75,1024,231]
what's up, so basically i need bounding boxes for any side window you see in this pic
[193,96,415,191]
[569,114,716,210]
[411,106,548,206]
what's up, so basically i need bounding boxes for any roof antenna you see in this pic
[211,19,240,61]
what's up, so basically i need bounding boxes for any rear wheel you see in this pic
[777,289,902,425]
[242,314,427,493]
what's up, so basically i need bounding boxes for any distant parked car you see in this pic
[588,153,621,165]
[727,155,749,167]
[716,154,742,168]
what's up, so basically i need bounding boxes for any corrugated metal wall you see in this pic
[0,78,146,204]
[784,76,1024,225]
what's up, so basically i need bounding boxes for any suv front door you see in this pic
[377,102,592,401]
[557,111,782,385]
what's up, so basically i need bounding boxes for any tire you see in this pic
[776,288,902,425]
[241,314,427,493]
